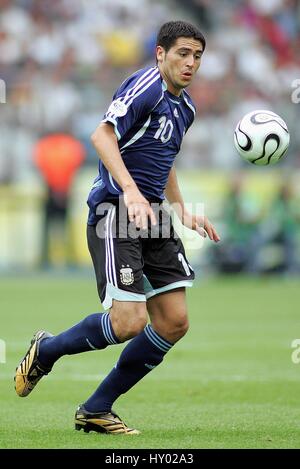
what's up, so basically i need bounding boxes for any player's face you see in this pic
[156,37,203,96]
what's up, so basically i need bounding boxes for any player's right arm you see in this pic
[91,122,156,229]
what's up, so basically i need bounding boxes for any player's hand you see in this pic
[182,213,220,242]
[124,185,157,229]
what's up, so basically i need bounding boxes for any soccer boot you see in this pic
[15,330,53,397]
[74,404,140,435]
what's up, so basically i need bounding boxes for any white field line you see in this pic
[2,372,300,383]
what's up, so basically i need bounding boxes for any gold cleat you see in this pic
[14,330,52,397]
[75,404,140,435]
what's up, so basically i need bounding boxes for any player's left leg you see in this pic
[76,212,194,430]
[80,289,187,423]
[146,287,189,343]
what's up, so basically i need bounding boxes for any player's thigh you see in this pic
[147,288,189,343]
[87,208,145,305]
[143,209,194,297]
[87,209,148,339]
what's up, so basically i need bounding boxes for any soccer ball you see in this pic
[234,110,290,165]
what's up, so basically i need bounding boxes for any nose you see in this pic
[186,56,195,68]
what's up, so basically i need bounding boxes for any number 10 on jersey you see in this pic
[154,116,174,143]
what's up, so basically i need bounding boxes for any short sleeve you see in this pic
[102,67,164,140]
[182,90,196,133]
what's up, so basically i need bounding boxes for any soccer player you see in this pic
[15,20,220,435]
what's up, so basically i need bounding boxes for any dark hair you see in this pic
[156,20,206,53]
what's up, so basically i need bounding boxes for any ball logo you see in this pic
[255,113,274,123]
[108,99,128,117]
[120,265,134,285]
[254,112,286,129]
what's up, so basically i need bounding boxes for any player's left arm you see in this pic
[165,166,220,242]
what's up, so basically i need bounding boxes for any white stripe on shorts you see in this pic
[105,207,117,287]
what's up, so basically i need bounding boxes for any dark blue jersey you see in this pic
[87,66,196,225]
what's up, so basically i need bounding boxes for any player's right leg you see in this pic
[14,202,147,403]
[14,311,121,398]
[15,331,53,397]
[14,299,146,400]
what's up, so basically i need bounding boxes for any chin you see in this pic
[178,78,191,87]
[173,81,183,90]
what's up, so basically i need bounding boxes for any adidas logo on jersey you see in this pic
[173,108,179,118]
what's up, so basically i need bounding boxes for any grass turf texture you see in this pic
[0,274,300,449]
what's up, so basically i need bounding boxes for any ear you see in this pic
[156,45,165,65]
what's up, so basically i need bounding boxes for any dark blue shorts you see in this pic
[87,200,195,309]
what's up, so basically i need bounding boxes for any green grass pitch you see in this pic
[1,274,300,449]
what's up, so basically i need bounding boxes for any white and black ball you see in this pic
[234,110,290,165]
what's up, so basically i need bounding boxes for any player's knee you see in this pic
[110,302,147,342]
[124,315,148,340]
[169,317,189,340]
[153,315,189,343]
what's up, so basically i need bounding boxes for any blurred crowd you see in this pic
[178,0,300,168]
[1,0,300,180]
[209,173,300,275]
[1,0,300,272]
[0,0,169,181]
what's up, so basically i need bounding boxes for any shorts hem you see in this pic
[145,280,194,300]
[102,283,146,309]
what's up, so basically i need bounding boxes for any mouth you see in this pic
[181,72,193,79]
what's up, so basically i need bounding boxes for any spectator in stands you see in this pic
[260,182,300,274]
[213,174,262,273]
[33,133,85,267]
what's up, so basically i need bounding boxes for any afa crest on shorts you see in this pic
[120,266,134,285]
